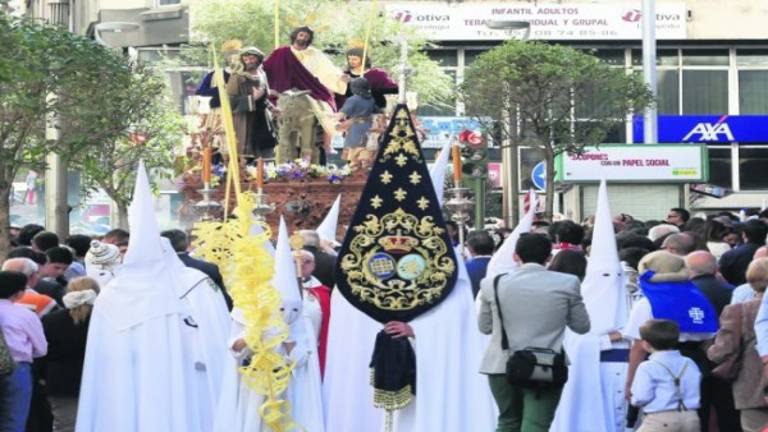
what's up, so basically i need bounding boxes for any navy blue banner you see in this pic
[633,115,768,144]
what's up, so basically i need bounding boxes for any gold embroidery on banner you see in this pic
[380,110,421,164]
[339,208,455,311]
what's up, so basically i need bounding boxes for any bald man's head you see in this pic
[685,251,718,278]
[754,246,768,260]
[662,233,696,256]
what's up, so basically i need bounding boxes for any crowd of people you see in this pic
[2,183,768,431]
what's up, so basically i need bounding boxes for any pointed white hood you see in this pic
[430,140,451,207]
[274,217,302,324]
[486,190,538,279]
[316,194,341,244]
[581,180,627,334]
[95,161,184,330]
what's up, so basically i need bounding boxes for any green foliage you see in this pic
[71,64,184,210]
[460,40,653,153]
[189,0,453,108]
[0,13,133,180]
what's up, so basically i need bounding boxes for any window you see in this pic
[739,147,768,190]
[657,70,680,114]
[682,70,728,114]
[739,71,768,114]
[707,147,732,189]
[158,0,181,5]
[424,49,458,67]
[631,49,678,66]
[682,49,729,66]
[736,49,768,66]
[464,49,488,66]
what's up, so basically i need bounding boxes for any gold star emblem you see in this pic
[395,153,408,167]
[370,195,383,209]
[394,188,407,202]
[417,196,430,210]
[409,171,422,185]
[380,170,393,184]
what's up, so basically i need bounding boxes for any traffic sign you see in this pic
[531,162,546,191]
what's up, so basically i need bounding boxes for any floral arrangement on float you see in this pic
[245,159,352,184]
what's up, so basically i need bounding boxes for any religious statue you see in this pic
[226,47,278,159]
[264,26,349,163]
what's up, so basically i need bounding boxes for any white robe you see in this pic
[76,296,203,432]
[214,309,325,432]
[323,251,496,432]
[176,269,232,431]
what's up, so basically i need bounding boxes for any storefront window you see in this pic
[682,70,728,114]
[465,49,488,66]
[739,147,768,190]
[418,71,456,116]
[708,147,732,189]
[631,49,678,66]
[739,71,768,114]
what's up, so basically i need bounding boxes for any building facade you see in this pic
[388,0,768,221]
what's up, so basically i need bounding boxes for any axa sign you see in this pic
[633,115,768,144]
[682,122,735,142]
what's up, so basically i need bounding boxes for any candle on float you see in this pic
[202,146,212,184]
[452,144,462,185]
[256,157,264,190]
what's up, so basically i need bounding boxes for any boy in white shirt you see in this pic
[631,319,702,432]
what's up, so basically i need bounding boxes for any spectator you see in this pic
[665,207,690,228]
[299,230,336,289]
[478,233,590,431]
[617,232,656,252]
[2,258,57,317]
[160,229,232,310]
[16,224,44,247]
[620,247,650,305]
[624,251,720,432]
[464,230,494,297]
[732,246,768,304]
[648,224,680,243]
[64,234,91,281]
[685,251,741,431]
[31,231,60,253]
[0,271,47,431]
[7,246,65,308]
[102,228,129,255]
[630,319,701,432]
[83,240,121,288]
[548,249,587,281]
[662,233,697,256]
[721,220,768,286]
[704,219,734,261]
[37,247,74,304]
[708,258,768,432]
[42,277,100,432]
[550,220,584,255]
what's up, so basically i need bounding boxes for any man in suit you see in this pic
[721,219,768,286]
[477,233,590,432]
[161,229,232,310]
[465,230,494,298]
[298,230,336,289]
[685,250,742,432]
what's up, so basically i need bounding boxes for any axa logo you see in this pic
[682,120,735,142]
[622,9,642,22]
[390,10,412,23]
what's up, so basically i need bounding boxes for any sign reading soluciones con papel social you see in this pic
[555,145,708,183]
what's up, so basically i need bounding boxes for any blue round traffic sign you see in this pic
[532,162,546,191]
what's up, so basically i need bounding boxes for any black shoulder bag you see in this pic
[492,273,568,387]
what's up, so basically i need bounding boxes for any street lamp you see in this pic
[485,20,530,228]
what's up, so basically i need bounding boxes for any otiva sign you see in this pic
[633,115,768,144]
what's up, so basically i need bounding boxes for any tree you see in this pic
[189,0,454,109]
[460,41,653,221]
[0,13,140,257]
[70,65,184,229]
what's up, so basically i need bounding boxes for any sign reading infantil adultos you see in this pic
[385,2,686,41]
